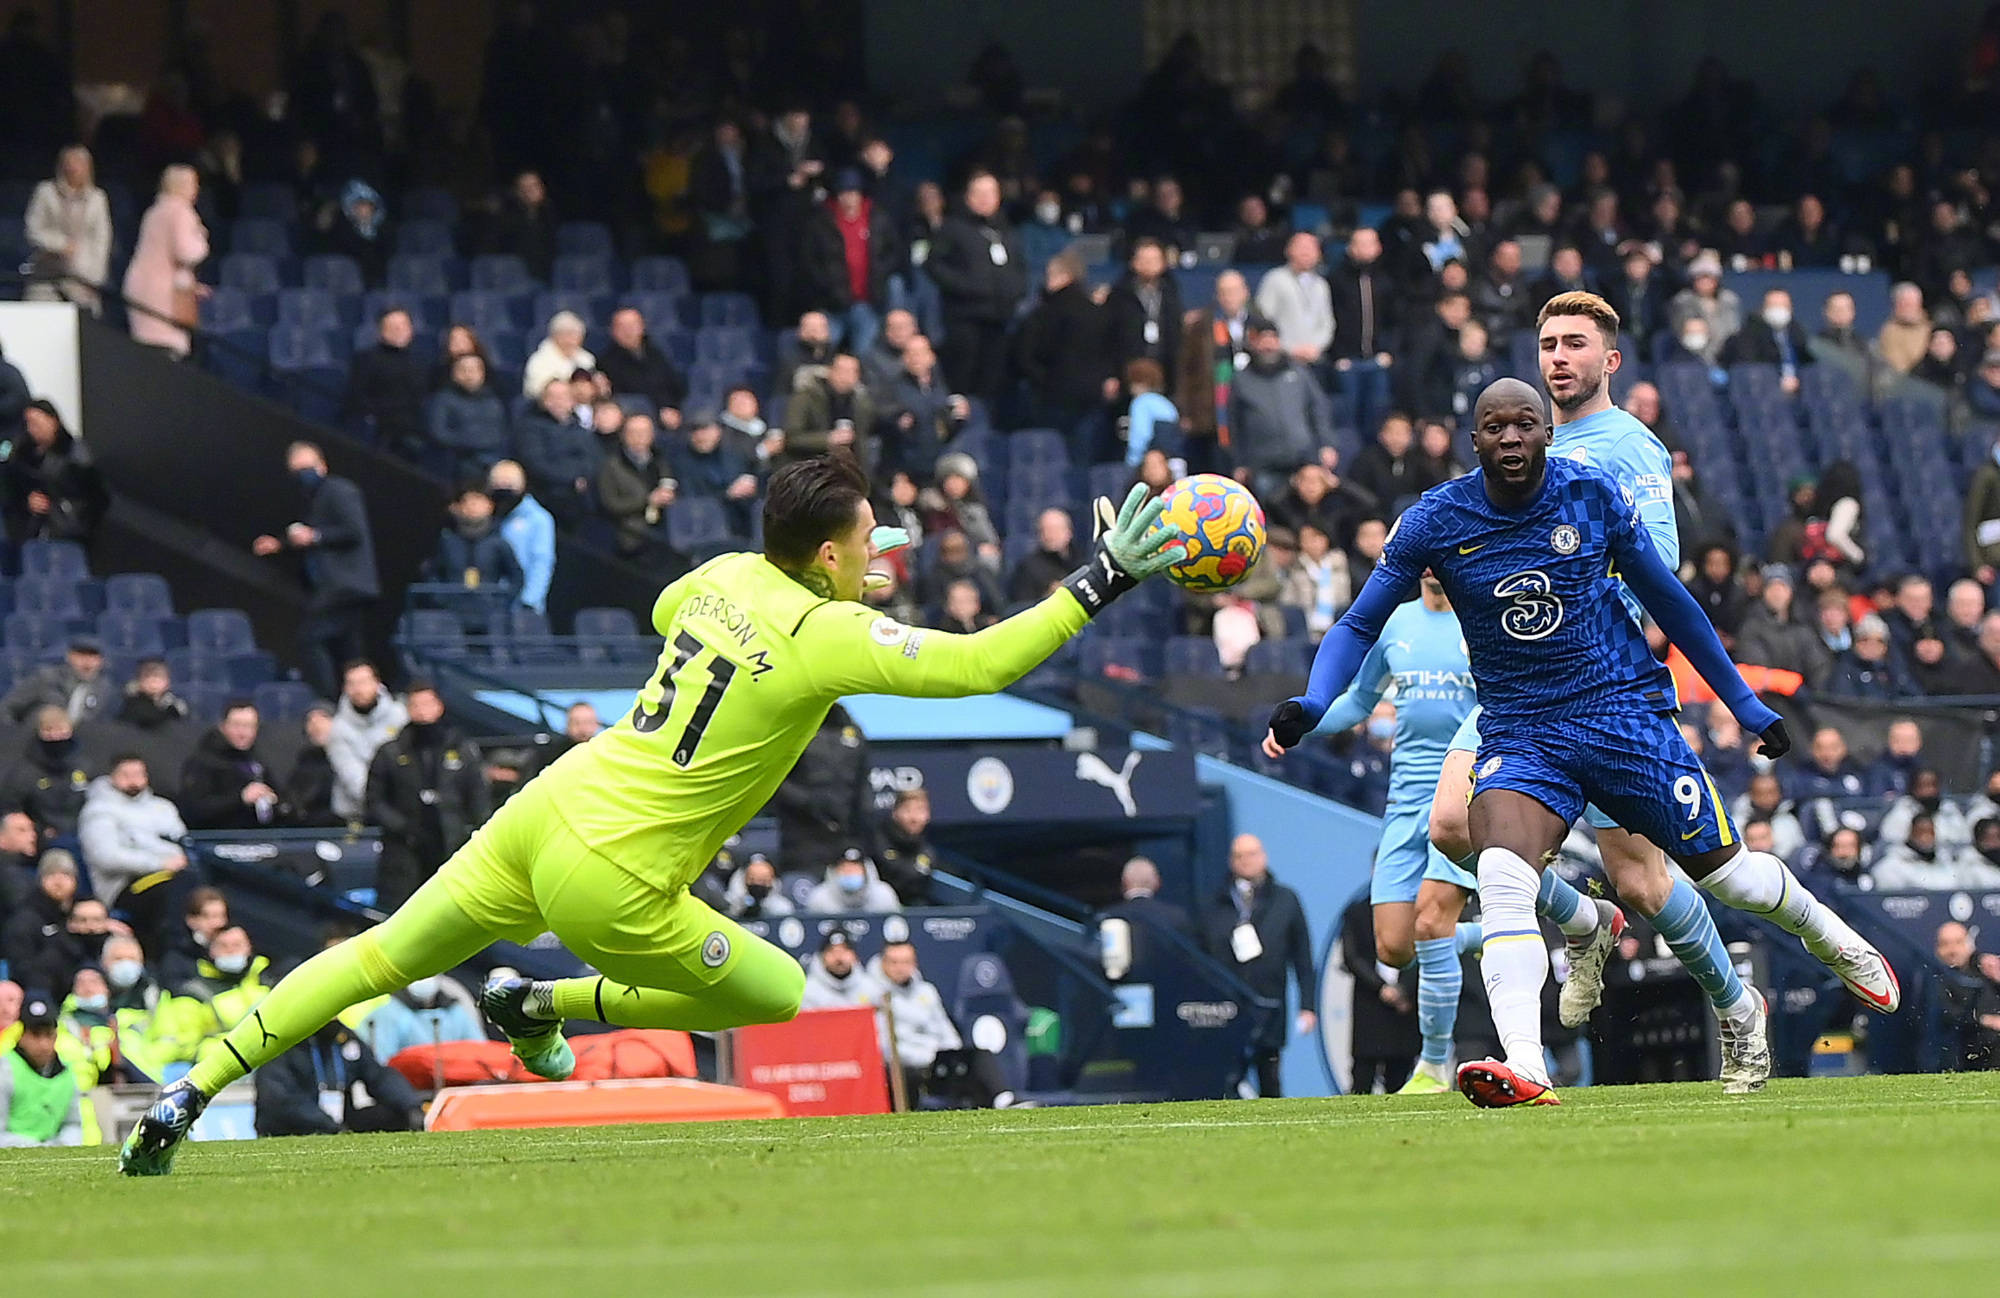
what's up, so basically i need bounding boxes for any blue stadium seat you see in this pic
[1163,636,1225,678]
[97,612,166,658]
[166,649,228,685]
[200,287,258,332]
[388,255,454,297]
[230,218,292,258]
[698,292,759,329]
[180,682,234,724]
[1243,640,1309,678]
[552,256,615,294]
[226,651,279,690]
[470,255,536,291]
[12,576,88,620]
[219,254,282,294]
[575,607,651,663]
[1009,429,1069,466]
[668,497,734,555]
[556,222,615,258]
[401,609,466,651]
[4,612,69,654]
[621,292,687,332]
[629,257,691,296]
[276,289,347,330]
[361,290,444,333]
[401,187,459,224]
[448,290,528,337]
[533,290,612,330]
[494,607,571,664]
[268,325,339,371]
[104,573,175,620]
[695,327,758,367]
[252,681,316,721]
[238,183,297,223]
[949,953,1029,1095]
[1078,634,1157,680]
[19,539,88,582]
[395,220,457,258]
[186,608,257,657]
[302,255,366,296]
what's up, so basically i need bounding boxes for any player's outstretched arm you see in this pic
[807,486,1186,700]
[1267,567,1416,750]
[1311,639,1394,737]
[1616,522,1791,757]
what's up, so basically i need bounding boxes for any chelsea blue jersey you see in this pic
[1312,601,1476,809]
[1374,456,1677,723]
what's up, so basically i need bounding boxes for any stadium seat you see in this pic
[533,290,613,330]
[1163,636,1225,678]
[19,539,88,582]
[96,612,166,658]
[186,608,257,657]
[629,257,691,296]
[388,255,455,297]
[218,254,283,294]
[166,649,227,685]
[303,255,366,296]
[229,218,292,258]
[694,327,758,367]
[556,222,616,258]
[574,607,650,664]
[698,292,759,329]
[668,498,734,556]
[552,255,616,294]
[103,573,175,621]
[495,607,571,664]
[401,187,459,224]
[253,680,318,721]
[949,953,1030,1095]
[276,289,347,331]
[200,287,258,332]
[621,291,688,332]
[267,325,341,374]
[180,682,234,724]
[470,255,536,291]
[449,290,529,336]
[3,612,69,655]
[395,220,457,258]
[226,650,279,690]
[1077,634,1157,680]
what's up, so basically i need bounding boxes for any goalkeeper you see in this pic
[122,456,1185,1175]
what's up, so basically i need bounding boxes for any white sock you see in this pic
[1697,849,1859,963]
[1477,847,1551,1085]
[1416,1058,1452,1084]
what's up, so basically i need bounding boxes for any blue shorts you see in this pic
[1468,709,1737,857]
[1450,706,1619,832]
[1371,804,1480,905]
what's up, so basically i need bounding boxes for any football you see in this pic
[1158,474,1267,592]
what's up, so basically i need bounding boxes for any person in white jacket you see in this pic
[875,942,1017,1108]
[24,146,112,313]
[327,661,407,821]
[77,755,188,943]
[803,848,902,914]
[522,311,596,399]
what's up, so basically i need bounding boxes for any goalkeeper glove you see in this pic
[863,526,912,593]
[1059,485,1188,616]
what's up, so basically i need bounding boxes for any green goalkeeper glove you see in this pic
[1060,485,1188,616]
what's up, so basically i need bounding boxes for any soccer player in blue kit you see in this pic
[1260,578,1488,1093]
[1267,375,1897,1107]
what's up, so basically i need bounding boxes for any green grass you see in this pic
[5,1074,1999,1296]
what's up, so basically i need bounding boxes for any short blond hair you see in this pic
[1537,291,1621,348]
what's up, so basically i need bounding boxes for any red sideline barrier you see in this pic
[426,1078,786,1131]
[731,1007,891,1116]
[388,1029,697,1090]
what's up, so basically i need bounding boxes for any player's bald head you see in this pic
[1473,377,1545,425]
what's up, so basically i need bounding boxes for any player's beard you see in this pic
[1551,364,1604,414]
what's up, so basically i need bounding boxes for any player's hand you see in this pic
[1756,718,1792,761]
[1267,699,1310,750]
[1261,728,1288,760]
[1062,485,1187,615]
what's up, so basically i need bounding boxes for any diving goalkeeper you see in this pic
[121,456,1185,1175]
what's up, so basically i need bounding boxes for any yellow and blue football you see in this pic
[1158,474,1266,592]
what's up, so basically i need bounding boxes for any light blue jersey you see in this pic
[1313,599,1476,811]
[1550,405,1677,623]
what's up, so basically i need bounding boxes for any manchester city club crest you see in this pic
[1550,524,1580,555]
[701,931,731,968]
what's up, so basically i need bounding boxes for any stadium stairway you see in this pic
[77,320,665,669]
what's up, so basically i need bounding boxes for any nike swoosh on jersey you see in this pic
[1681,827,1703,840]
[1458,542,1486,554]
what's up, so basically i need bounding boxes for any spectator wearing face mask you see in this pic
[804,847,903,914]
[1667,252,1741,364]
[77,754,188,948]
[358,974,484,1062]
[365,683,488,910]
[486,460,555,616]
[1721,289,1816,394]
[3,705,92,842]
[115,657,190,731]
[427,483,525,594]
[723,853,795,920]
[1798,826,1872,891]
[98,934,174,1078]
[1878,768,1971,854]
[59,964,149,1113]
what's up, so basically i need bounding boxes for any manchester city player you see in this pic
[1263,578,1483,1093]
[121,459,1188,1173]
[1268,378,1897,1108]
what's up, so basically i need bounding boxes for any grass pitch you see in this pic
[4,1074,1998,1296]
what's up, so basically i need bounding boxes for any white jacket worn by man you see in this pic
[803,851,903,914]
[328,694,408,820]
[876,967,961,1069]
[798,952,886,1011]
[77,776,188,902]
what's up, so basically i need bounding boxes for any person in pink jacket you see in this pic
[122,165,209,357]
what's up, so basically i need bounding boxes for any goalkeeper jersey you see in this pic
[530,550,1088,892]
